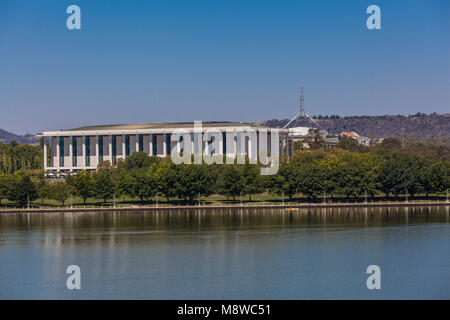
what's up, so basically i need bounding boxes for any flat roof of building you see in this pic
[42,121,288,136]
[66,121,261,131]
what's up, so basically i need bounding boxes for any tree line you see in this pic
[0,141,42,174]
[0,138,448,207]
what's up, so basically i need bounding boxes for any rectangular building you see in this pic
[42,122,290,173]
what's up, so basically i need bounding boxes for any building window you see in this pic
[112,136,117,165]
[139,135,144,152]
[72,137,77,167]
[99,136,103,162]
[59,137,64,167]
[166,134,171,155]
[125,135,130,157]
[222,132,226,155]
[152,135,157,156]
[86,137,90,167]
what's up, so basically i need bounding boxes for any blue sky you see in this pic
[0,0,449,134]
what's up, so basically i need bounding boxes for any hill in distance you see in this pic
[0,129,41,145]
[263,112,450,139]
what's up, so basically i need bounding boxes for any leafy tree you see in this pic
[32,172,49,205]
[402,155,425,198]
[378,153,423,199]
[336,137,363,152]
[381,138,402,152]
[424,161,450,196]
[130,166,158,203]
[242,163,264,200]
[175,164,213,202]
[297,162,326,200]
[0,142,43,174]
[267,162,299,200]
[114,168,134,200]
[217,165,244,201]
[50,181,73,205]
[155,162,178,201]
[359,153,383,200]
[93,168,114,203]
[335,154,365,200]
[66,171,93,205]
[120,152,159,170]
[97,160,112,171]
[37,183,52,205]
[6,170,38,206]
[0,173,9,204]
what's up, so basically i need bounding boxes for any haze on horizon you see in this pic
[0,0,449,135]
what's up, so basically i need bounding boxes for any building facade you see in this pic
[42,122,291,173]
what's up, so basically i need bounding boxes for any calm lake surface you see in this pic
[0,206,449,299]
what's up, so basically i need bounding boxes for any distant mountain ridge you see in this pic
[0,129,40,145]
[1,113,449,145]
[263,113,450,138]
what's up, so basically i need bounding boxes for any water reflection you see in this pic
[0,206,448,299]
[0,206,447,248]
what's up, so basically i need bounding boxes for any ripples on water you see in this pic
[0,206,449,299]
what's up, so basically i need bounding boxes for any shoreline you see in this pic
[0,201,448,213]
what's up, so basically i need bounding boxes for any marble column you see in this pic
[136,134,139,153]
[122,135,126,159]
[82,136,86,167]
[108,135,113,164]
[149,134,153,156]
[43,138,48,170]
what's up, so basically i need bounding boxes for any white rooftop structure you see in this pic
[288,126,313,138]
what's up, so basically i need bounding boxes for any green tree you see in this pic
[297,162,325,200]
[427,161,450,196]
[359,153,383,200]
[175,164,213,202]
[380,137,402,152]
[267,162,299,200]
[7,170,38,206]
[37,183,52,205]
[114,168,134,200]
[336,137,363,152]
[242,163,264,200]
[155,162,178,202]
[378,153,423,199]
[0,173,9,205]
[130,166,157,203]
[32,172,49,205]
[93,168,114,203]
[217,165,244,201]
[66,171,94,205]
[50,181,73,205]
[0,142,43,174]
[121,152,159,170]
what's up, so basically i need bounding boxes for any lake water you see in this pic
[0,206,449,299]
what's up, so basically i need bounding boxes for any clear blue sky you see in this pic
[0,0,449,134]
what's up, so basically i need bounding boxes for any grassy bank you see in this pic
[1,192,448,210]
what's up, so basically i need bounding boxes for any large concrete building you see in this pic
[42,122,291,173]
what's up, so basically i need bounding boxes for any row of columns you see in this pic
[44,132,291,171]
[46,134,171,170]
